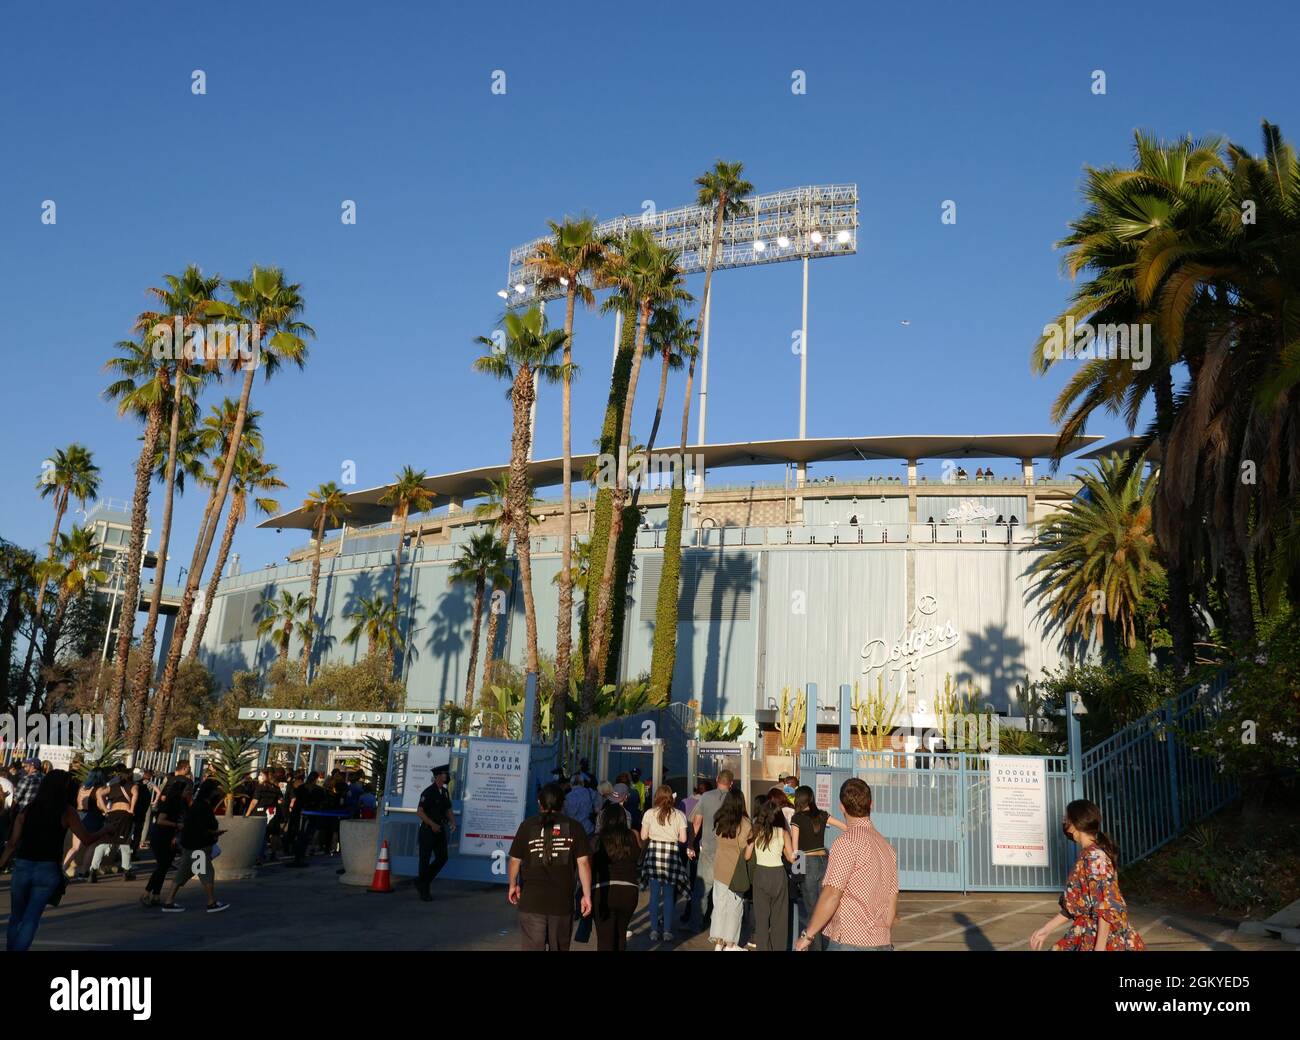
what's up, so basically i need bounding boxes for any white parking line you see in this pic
[896,898,971,921]
[898,899,1059,950]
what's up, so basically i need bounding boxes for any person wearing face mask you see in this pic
[1029,799,1145,951]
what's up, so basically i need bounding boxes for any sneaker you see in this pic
[649,930,660,942]
[88,870,99,884]
[161,904,185,913]
[139,893,158,908]
[124,870,136,882]
[663,932,674,942]
[206,901,230,913]
[725,944,746,951]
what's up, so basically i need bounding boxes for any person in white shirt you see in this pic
[640,785,694,942]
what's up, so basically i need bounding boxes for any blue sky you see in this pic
[2,0,1297,570]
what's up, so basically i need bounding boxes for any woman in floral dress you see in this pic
[1030,799,1146,951]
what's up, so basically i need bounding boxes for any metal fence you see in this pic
[800,672,1235,891]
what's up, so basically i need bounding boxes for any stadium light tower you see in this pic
[506,184,858,481]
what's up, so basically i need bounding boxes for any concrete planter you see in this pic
[339,818,380,886]
[213,816,266,881]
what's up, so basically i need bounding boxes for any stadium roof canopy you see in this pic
[1078,436,1163,463]
[260,434,1102,531]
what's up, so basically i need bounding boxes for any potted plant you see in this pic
[208,733,267,881]
[339,735,388,886]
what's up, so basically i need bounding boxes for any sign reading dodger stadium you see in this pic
[236,707,441,727]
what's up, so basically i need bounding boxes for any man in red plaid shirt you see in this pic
[794,778,899,951]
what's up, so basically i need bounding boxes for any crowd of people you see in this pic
[0,753,380,950]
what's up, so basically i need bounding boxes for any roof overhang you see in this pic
[260,434,1102,532]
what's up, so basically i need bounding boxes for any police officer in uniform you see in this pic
[416,764,455,902]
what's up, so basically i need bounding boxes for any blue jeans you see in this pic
[826,939,893,951]
[798,854,828,951]
[648,877,675,933]
[7,858,62,952]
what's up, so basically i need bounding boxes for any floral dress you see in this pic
[1054,845,1146,951]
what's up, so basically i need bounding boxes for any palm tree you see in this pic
[299,481,350,676]
[125,401,229,748]
[254,589,312,668]
[1028,454,1163,651]
[472,473,524,699]
[20,444,101,701]
[343,593,404,662]
[524,217,611,738]
[582,231,689,714]
[448,531,509,710]
[473,307,568,718]
[100,335,175,740]
[150,266,312,751]
[187,446,284,663]
[33,525,108,708]
[650,161,751,702]
[378,466,433,675]
[634,303,696,509]
[1030,134,1226,671]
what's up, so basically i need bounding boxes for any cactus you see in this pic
[776,685,807,753]
[850,675,903,750]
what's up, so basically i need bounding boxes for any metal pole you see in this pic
[611,309,622,374]
[696,288,712,445]
[797,256,809,487]
[839,683,852,750]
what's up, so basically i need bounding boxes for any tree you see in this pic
[524,216,611,747]
[254,590,312,668]
[150,266,312,751]
[448,530,509,710]
[34,526,108,708]
[20,443,101,699]
[187,445,284,661]
[0,542,37,712]
[472,473,520,700]
[634,303,696,509]
[473,306,568,724]
[582,231,689,714]
[343,593,404,662]
[1032,134,1225,671]
[299,482,349,676]
[1028,454,1164,652]
[650,160,751,702]
[378,467,433,676]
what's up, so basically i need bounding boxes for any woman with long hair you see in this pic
[0,770,109,951]
[89,768,138,882]
[591,801,641,950]
[639,783,693,943]
[709,788,750,951]
[790,785,846,951]
[744,796,796,950]
[1030,799,1146,951]
[63,769,105,880]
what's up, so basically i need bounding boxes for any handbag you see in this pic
[727,842,754,895]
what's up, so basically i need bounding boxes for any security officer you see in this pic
[416,764,455,902]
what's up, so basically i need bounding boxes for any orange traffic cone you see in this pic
[368,840,393,893]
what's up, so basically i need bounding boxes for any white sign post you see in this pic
[459,739,531,857]
[988,755,1049,867]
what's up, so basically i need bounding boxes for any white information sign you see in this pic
[274,724,391,742]
[988,755,1049,867]
[460,739,531,857]
[815,772,834,814]
[401,745,451,810]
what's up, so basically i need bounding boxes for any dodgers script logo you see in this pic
[861,595,959,676]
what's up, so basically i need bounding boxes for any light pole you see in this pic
[95,555,127,704]
[797,255,810,487]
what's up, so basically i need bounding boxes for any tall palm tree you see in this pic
[634,303,696,509]
[33,525,108,708]
[473,307,568,716]
[299,481,350,676]
[101,335,174,740]
[150,267,312,751]
[1030,134,1226,671]
[187,446,284,663]
[448,531,509,710]
[343,593,404,662]
[524,217,611,743]
[1028,454,1163,651]
[20,444,101,700]
[582,231,689,714]
[650,161,751,702]
[378,467,433,675]
[254,589,312,668]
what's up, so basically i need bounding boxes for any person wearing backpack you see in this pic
[507,782,592,951]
